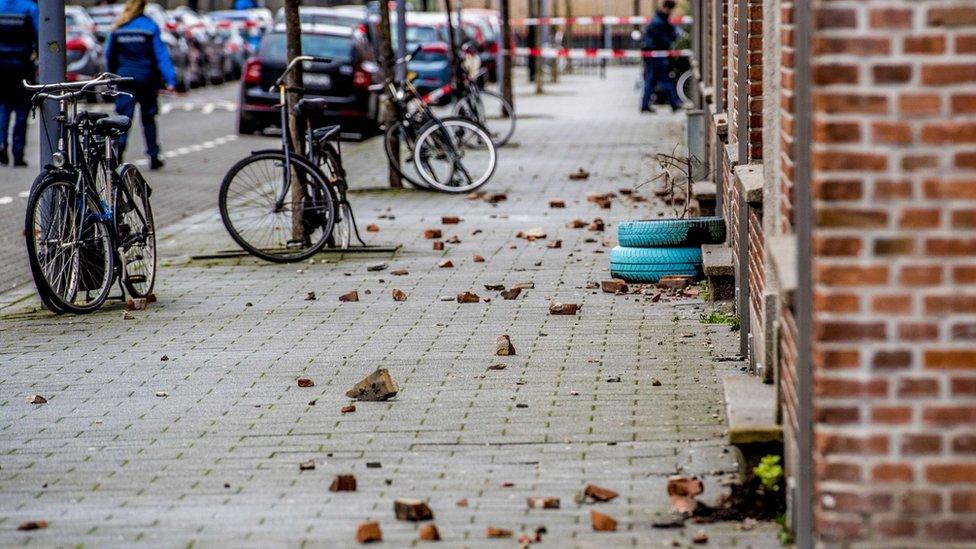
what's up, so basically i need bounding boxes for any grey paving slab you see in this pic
[0,68,779,548]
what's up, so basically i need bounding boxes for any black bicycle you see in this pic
[382,48,497,193]
[451,62,516,147]
[219,55,363,262]
[24,73,156,314]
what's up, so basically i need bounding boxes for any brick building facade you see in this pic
[692,0,976,544]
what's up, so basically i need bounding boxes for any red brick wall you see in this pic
[748,206,765,331]
[810,0,976,543]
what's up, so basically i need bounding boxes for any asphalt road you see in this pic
[0,82,392,294]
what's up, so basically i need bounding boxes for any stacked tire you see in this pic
[610,216,726,283]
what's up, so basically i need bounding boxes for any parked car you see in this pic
[208,8,273,57]
[238,23,380,136]
[407,41,452,102]
[87,3,195,92]
[66,29,104,82]
[212,25,247,81]
[66,5,96,34]
[169,7,224,85]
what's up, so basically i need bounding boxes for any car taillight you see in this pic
[488,41,499,54]
[353,63,371,90]
[244,58,262,84]
[66,37,86,52]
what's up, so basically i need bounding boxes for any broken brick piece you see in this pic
[495,334,516,356]
[445,235,461,244]
[568,168,590,180]
[341,404,357,414]
[514,282,535,289]
[549,199,566,208]
[391,269,409,276]
[330,474,357,492]
[346,369,399,401]
[546,240,562,249]
[438,259,454,268]
[590,510,617,532]
[126,298,147,311]
[366,224,380,232]
[584,484,619,502]
[500,288,522,300]
[26,395,47,404]
[356,521,382,543]
[297,378,315,388]
[432,241,445,251]
[17,521,47,531]
[457,291,481,304]
[602,279,629,294]
[441,216,461,224]
[456,498,469,507]
[587,218,605,231]
[418,523,441,541]
[518,227,547,240]
[339,290,360,302]
[667,476,704,497]
[472,254,485,262]
[394,498,434,521]
[424,229,442,239]
[392,289,408,302]
[692,531,709,544]
[549,302,579,315]
[486,527,513,538]
[526,496,560,509]
[487,193,507,203]
[299,459,316,471]
[657,275,693,290]
[566,219,587,229]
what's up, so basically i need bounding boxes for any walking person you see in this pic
[640,0,681,112]
[0,0,38,167]
[105,0,175,170]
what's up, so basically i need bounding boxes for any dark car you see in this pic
[238,23,380,136]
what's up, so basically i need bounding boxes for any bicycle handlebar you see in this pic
[272,55,334,89]
[25,73,134,103]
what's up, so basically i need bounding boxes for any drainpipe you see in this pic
[793,0,814,543]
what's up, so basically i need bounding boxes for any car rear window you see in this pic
[260,32,352,63]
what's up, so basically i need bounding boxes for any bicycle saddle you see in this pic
[79,111,110,123]
[93,115,132,135]
[294,97,329,116]
[312,125,341,141]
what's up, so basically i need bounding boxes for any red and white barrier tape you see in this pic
[512,47,692,59]
[515,15,692,26]
[421,84,453,104]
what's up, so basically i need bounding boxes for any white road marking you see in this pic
[18,190,29,198]
[202,103,215,115]
[0,196,12,205]
[161,104,173,115]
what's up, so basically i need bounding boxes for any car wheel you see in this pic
[237,114,259,135]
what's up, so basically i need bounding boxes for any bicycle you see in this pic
[382,48,497,194]
[219,55,363,262]
[451,62,516,147]
[24,73,157,314]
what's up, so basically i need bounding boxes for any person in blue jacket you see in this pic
[0,0,39,167]
[640,0,681,112]
[105,0,176,169]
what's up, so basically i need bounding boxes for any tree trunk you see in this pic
[283,0,305,241]
[377,0,402,188]
[443,0,461,90]
[499,0,514,108]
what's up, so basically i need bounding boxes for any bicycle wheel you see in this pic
[414,117,497,194]
[313,144,354,249]
[25,174,115,314]
[383,121,429,189]
[116,164,156,298]
[677,71,694,106]
[219,151,337,263]
[452,90,516,147]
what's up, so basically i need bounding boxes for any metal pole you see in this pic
[794,0,814,544]
[37,0,66,168]
[396,0,407,82]
[499,0,514,108]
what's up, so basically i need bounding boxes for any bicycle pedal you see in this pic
[125,274,147,284]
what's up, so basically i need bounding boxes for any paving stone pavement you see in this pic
[0,68,780,547]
